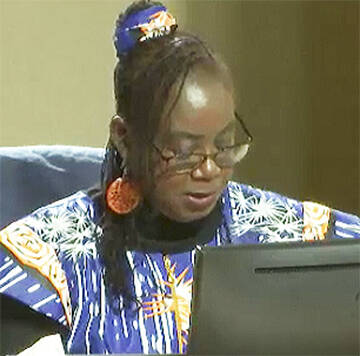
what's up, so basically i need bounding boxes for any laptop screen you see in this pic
[188,238,360,355]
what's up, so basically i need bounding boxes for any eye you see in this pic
[170,143,196,157]
[161,146,193,161]
[174,150,192,160]
[216,144,233,152]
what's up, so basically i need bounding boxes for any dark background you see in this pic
[184,0,359,215]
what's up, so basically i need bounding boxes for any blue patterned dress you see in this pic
[0,181,359,354]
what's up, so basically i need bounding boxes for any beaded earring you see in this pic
[106,176,141,214]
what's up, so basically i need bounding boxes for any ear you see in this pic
[110,115,129,151]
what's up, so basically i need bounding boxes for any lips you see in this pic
[184,191,218,210]
[188,192,216,198]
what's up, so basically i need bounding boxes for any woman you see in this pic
[0,1,359,354]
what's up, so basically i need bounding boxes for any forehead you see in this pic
[159,67,235,140]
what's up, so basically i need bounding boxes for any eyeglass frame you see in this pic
[151,111,253,174]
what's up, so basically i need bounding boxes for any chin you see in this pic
[170,201,218,223]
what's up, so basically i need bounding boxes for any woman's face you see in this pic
[145,66,235,222]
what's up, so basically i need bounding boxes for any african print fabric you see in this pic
[0,181,359,354]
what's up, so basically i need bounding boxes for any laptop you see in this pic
[188,238,360,355]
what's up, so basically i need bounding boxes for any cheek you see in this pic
[137,153,164,195]
[150,151,171,179]
[152,161,168,178]
[151,166,233,196]
[153,173,186,197]
[221,167,234,182]
[149,167,233,210]
[148,173,187,210]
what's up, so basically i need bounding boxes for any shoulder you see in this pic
[0,190,102,328]
[221,181,360,243]
[18,190,101,256]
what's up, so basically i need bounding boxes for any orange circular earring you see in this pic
[106,177,141,214]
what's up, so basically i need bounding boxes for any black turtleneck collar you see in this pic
[87,185,223,254]
[135,199,223,254]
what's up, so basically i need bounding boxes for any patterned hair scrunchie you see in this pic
[114,5,177,57]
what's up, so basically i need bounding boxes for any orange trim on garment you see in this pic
[143,255,192,354]
[302,202,331,241]
[0,222,72,327]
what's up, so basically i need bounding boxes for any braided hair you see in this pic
[97,0,231,304]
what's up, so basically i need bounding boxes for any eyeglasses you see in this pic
[152,111,253,174]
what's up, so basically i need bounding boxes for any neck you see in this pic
[135,199,223,252]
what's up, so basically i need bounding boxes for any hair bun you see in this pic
[114,5,177,57]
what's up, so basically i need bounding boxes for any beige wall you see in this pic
[0,0,186,147]
[1,1,358,214]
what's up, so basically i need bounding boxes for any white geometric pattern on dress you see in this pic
[24,195,102,261]
[227,182,302,242]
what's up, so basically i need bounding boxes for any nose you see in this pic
[191,155,222,181]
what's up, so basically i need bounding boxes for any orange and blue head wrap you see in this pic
[114,5,177,57]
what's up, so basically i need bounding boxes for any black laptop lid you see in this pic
[188,239,360,355]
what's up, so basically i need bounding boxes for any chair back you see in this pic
[0,145,104,228]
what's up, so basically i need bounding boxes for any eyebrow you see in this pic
[168,119,236,141]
